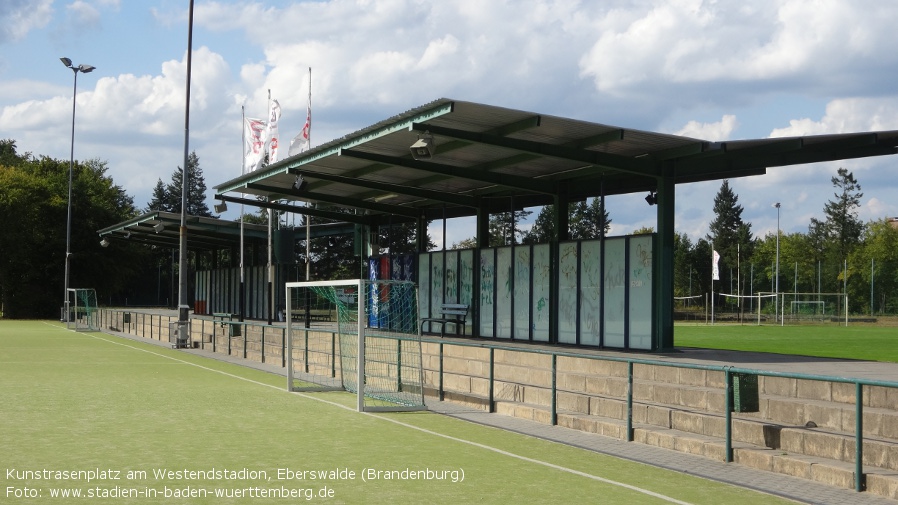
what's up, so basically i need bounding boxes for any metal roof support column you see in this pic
[476,207,490,248]
[551,188,570,344]
[416,214,428,253]
[654,171,675,351]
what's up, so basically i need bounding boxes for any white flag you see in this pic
[244,117,266,173]
[712,250,720,281]
[289,104,311,157]
[265,99,281,163]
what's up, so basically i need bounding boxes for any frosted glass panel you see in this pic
[558,242,578,344]
[603,238,626,348]
[479,249,495,337]
[459,250,474,335]
[445,251,459,303]
[579,240,602,346]
[531,244,551,341]
[495,247,512,339]
[431,252,445,311]
[629,235,654,350]
[418,254,430,322]
[513,246,531,340]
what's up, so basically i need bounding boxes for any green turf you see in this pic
[0,320,797,504]
[675,322,898,362]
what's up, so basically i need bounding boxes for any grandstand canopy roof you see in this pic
[213,98,898,225]
[97,211,269,251]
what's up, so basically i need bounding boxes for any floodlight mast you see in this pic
[60,57,95,322]
[176,0,195,340]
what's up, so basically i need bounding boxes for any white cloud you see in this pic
[0,0,53,44]
[674,114,737,140]
[770,97,898,137]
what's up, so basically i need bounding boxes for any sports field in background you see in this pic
[675,322,898,363]
[0,321,798,504]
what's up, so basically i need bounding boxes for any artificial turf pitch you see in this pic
[0,320,797,504]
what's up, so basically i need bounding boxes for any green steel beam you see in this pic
[215,194,374,225]
[413,122,659,177]
[245,182,421,219]
[339,149,556,195]
[287,167,479,208]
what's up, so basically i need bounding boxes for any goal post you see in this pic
[66,288,99,331]
[286,279,425,412]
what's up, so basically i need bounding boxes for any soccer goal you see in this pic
[759,291,848,325]
[66,288,99,331]
[285,279,425,412]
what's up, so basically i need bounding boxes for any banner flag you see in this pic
[289,104,311,157]
[244,117,266,173]
[266,99,281,163]
[712,250,720,281]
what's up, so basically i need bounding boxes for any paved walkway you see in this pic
[100,327,898,505]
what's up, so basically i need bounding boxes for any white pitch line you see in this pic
[63,325,694,505]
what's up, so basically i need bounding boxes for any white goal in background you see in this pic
[65,288,99,331]
[285,279,425,412]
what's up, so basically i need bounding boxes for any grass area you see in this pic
[0,320,799,504]
[675,322,898,362]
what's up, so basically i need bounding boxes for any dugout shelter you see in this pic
[203,98,898,351]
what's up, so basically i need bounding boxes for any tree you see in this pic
[523,198,611,244]
[823,167,864,261]
[146,178,171,212]
[706,180,753,296]
[0,146,139,318]
[489,208,532,246]
[161,151,212,217]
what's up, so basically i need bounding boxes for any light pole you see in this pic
[60,57,95,322]
[773,202,781,325]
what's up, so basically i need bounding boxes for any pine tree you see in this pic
[706,180,753,294]
[146,178,170,212]
[823,167,864,260]
[165,151,211,217]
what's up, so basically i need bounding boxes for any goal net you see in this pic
[286,279,425,412]
[759,292,848,325]
[66,288,99,331]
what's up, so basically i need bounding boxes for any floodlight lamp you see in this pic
[78,64,95,74]
[645,192,657,206]
[60,57,73,68]
[292,175,308,191]
[410,132,435,160]
[154,222,165,233]
[100,238,109,247]
[214,202,228,213]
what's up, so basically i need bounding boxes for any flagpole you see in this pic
[267,89,274,324]
[240,105,246,322]
[305,67,312,282]
[711,243,715,325]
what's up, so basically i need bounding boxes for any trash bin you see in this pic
[730,373,759,413]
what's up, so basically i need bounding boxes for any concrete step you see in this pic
[496,398,898,498]
[442,365,898,446]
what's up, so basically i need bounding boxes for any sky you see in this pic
[2,0,898,249]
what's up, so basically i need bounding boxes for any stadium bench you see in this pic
[421,303,469,337]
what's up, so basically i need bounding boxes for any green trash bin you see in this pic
[731,373,759,413]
